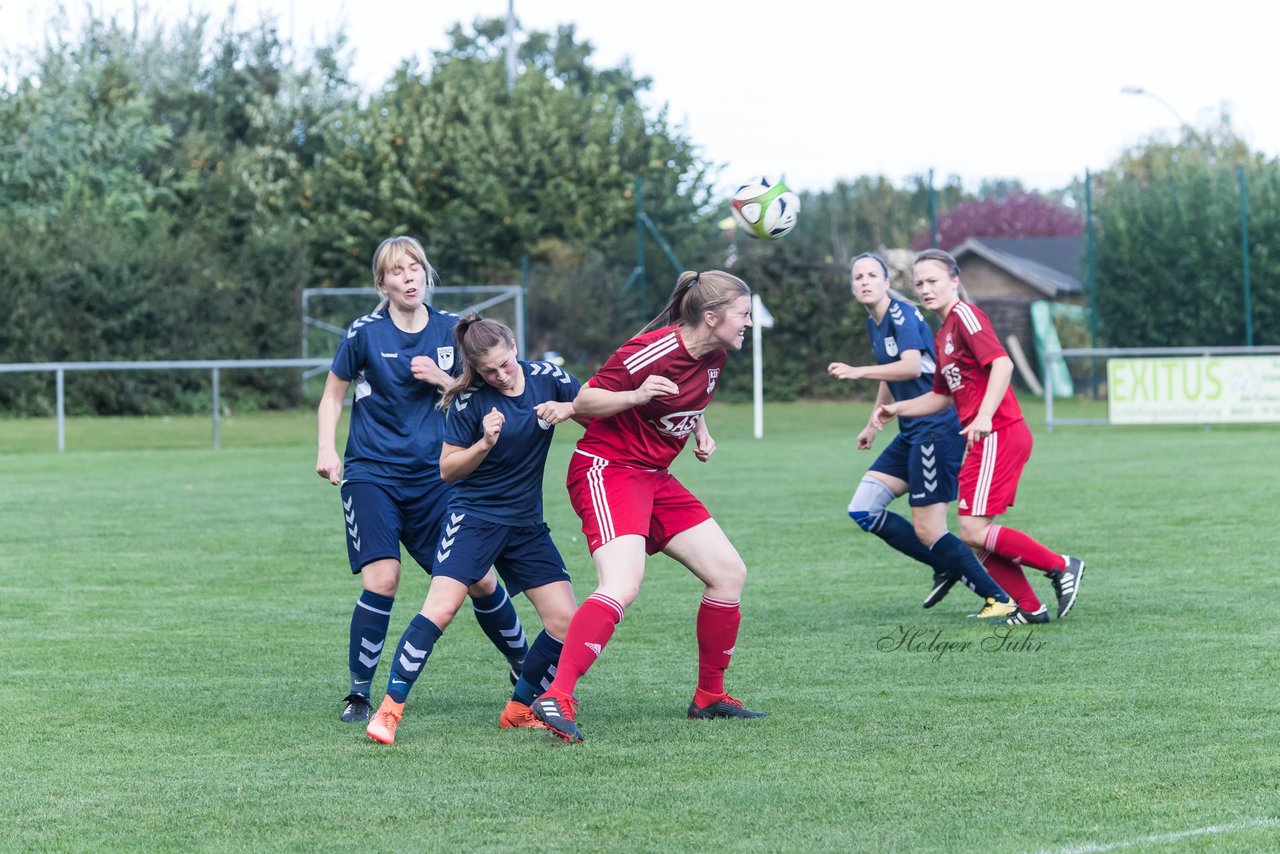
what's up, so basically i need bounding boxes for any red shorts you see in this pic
[566,451,711,555]
[958,418,1033,517]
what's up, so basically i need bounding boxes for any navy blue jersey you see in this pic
[330,305,460,483]
[443,360,581,525]
[867,297,961,440]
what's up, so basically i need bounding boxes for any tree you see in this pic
[305,19,712,285]
[1093,117,1278,347]
[0,9,355,413]
[909,191,1083,251]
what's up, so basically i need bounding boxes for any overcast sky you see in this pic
[3,0,1275,195]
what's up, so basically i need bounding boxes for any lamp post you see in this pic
[1120,86,1188,128]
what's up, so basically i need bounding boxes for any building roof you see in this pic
[952,237,1083,298]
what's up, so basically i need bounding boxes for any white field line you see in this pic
[1034,817,1280,854]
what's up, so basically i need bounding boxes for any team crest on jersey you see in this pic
[706,368,721,393]
[436,346,455,371]
[944,333,954,356]
[885,337,899,357]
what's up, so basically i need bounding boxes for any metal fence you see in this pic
[0,358,329,452]
[3,285,529,453]
[1043,345,1280,430]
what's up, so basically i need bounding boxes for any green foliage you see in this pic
[0,10,712,414]
[1094,118,1279,346]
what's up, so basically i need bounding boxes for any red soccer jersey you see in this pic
[932,301,1023,430]
[575,325,728,469]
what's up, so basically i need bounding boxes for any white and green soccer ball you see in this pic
[729,175,800,240]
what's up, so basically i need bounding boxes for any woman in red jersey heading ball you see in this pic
[876,249,1085,625]
[531,270,766,742]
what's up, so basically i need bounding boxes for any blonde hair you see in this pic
[439,315,516,411]
[371,236,438,309]
[641,270,751,334]
[912,248,970,304]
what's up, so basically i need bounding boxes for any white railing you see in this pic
[1043,345,1280,431]
[0,358,329,452]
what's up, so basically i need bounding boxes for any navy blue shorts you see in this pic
[869,429,964,507]
[432,512,571,597]
[339,479,452,574]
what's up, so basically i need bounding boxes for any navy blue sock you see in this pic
[930,533,1010,602]
[470,585,528,667]
[348,590,394,697]
[385,614,444,704]
[511,630,564,705]
[874,512,937,567]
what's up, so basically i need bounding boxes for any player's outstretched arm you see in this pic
[574,375,677,418]
[878,391,951,422]
[829,350,923,383]
[533,400,576,426]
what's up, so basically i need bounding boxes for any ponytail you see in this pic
[640,270,750,335]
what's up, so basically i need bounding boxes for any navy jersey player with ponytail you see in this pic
[316,236,527,724]
[365,316,583,745]
[828,252,1015,619]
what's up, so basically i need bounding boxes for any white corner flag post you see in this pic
[751,294,774,439]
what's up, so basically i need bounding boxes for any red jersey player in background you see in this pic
[875,249,1085,626]
[531,270,766,742]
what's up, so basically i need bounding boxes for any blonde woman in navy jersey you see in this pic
[531,270,766,743]
[365,316,583,745]
[316,237,527,724]
[876,249,1085,624]
[828,252,1015,618]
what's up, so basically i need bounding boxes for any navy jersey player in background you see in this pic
[828,252,1015,619]
[366,316,583,745]
[316,236,527,724]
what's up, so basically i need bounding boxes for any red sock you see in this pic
[981,551,1043,612]
[987,524,1066,573]
[544,594,623,698]
[695,596,741,699]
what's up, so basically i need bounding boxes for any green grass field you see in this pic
[2,401,1278,852]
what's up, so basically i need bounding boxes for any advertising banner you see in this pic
[1107,356,1280,424]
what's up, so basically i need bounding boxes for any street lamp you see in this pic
[1120,86,1187,128]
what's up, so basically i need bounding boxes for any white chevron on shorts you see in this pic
[952,302,983,335]
[437,512,462,563]
[922,443,937,492]
[623,332,679,374]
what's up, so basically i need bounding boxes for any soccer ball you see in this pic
[729,175,800,240]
